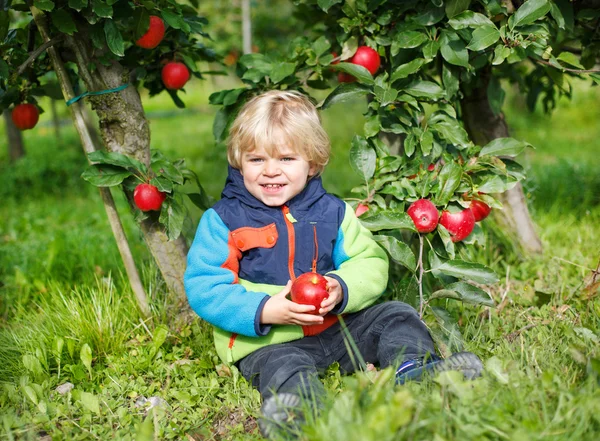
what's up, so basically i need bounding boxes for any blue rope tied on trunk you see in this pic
[66,84,130,106]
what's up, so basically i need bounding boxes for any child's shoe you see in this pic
[258,393,304,439]
[395,351,483,385]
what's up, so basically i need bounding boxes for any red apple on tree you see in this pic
[134,183,166,211]
[11,103,39,130]
[351,46,380,75]
[470,200,491,222]
[355,203,369,217]
[161,62,190,90]
[291,272,329,314]
[407,199,438,233]
[439,208,476,242]
[135,15,165,49]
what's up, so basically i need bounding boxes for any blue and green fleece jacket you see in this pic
[184,166,389,364]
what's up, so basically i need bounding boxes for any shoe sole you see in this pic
[258,393,303,439]
[396,352,483,384]
[429,351,483,380]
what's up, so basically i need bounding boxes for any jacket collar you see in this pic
[221,165,327,211]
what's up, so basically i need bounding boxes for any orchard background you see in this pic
[1,0,600,440]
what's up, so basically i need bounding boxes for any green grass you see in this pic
[0,77,599,440]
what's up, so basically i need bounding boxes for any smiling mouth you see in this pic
[261,183,286,194]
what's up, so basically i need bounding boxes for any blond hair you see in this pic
[227,90,330,175]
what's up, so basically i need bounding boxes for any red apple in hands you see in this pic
[161,62,190,90]
[134,183,166,211]
[135,15,165,49]
[470,200,491,222]
[291,272,329,315]
[439,208,475,242]
[407,199,438,233]
[12,104,39,130]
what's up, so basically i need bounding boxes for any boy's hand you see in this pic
[319,277,343,316]
[260,281,325,326]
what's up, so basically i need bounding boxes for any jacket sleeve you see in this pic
[325,202,389,314]
[184,209,271,337]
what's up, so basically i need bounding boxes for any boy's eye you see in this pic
[249,158,263,163]
[281,157,295,162]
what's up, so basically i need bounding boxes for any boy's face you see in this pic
[240,139,316,207]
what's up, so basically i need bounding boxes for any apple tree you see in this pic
[0,0,215,310]
[210,0,599,349]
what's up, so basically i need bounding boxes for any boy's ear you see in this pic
[308,163,318,177]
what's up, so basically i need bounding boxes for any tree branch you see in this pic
[14,35,64,78]
[534,58,600,74]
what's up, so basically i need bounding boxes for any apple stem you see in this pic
[417,234,425,319]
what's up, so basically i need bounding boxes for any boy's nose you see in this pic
[263,160,281,176]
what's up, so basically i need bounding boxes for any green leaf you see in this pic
[350,135,376,181]
[159,198,185,241]
[332,62,374,85]
[51,9,77,35]
[87,151,146,172]
[69,0,88,11]
[448,11,494,29]
[312,36,331,56]
[320,83,370,109]
[104,20,124,57]
[270,62,296,83]
[510,0,551,30]
[442,63,460,99]
[440,37,470,68]
[430,282,494,306]
[437,223,455,258]
[363,114,381,138]
[161,10,190,32]
[318,0,342,12]
[0,59,9,80]
[213,108,229,142]
[549,1,566,29]
[476,174,518,193]
[445,0,471,19]
[374,83,399,106]
[391,59,427,82]
[79,391,100,415]
[557,52,584,69]
[80,343,93,376]
[23,355,44,376]
[434,162,462,205]
[432,121,470,148]
[492,45,511,65]
[23,385,39,405]
[81,165,133,187]
[133,8,149,39]
[93,0,112,18]
[152,160,184,185]
[374,235,416,272]
[34,0,55,11]
[430,306,464,353]
[404,80,444,99]
[149,176,173,193]
[467,25,500,51]
[434,260,499,284]
[359,211,416,232]
[422,40,440,59]
[480,137,529,156]
[395,31,428,49]
[340,36,359,60]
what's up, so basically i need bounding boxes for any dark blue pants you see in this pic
[238,301,436,401]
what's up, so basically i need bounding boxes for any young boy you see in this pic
[184,90,482,438]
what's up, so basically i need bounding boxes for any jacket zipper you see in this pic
[228,206,297,363]
[282,205,297,281]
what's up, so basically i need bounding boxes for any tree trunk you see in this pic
[241,0,252,54]
[461,66,543,254]
[31,6,150,316]
[50,98,61,142]
[3,109,25,161]
[64,34,189,298]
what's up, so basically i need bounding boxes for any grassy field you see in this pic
[0,75,599,440]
